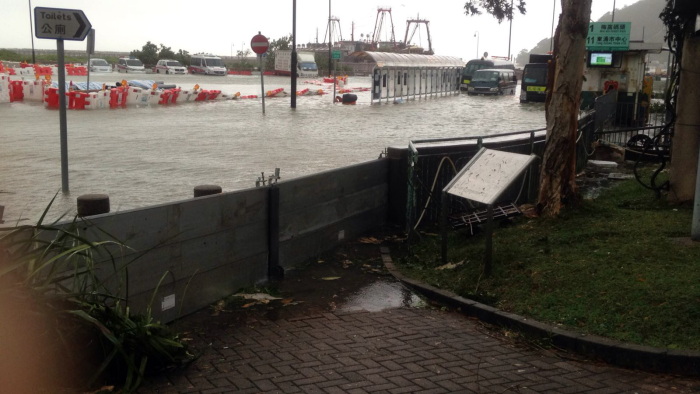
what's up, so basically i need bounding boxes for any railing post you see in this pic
[268,185,282,279]
[528,131,535,202]
[441,191,448,264]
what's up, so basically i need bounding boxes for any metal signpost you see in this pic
[251,32,269,115]
[86,29,95,89]
[441,148,537,274]
[332,50,341,103]
[34,7,92,194]
[586,22,631,51]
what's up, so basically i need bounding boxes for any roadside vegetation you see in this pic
[0,197,193,393]
[0,48,118,65]
[396,174,700,350]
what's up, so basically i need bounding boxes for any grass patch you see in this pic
[0,49,119,65]
[396,175,700,350]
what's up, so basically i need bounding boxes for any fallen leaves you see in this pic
[342,260,353,268]
[435,261,464,271]
[322,276,341,281]
[359,236,383,244]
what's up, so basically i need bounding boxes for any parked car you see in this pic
[189,54,226,76]
[116,57,145,73]
[88,58,112,73]
[155,59,188,74]
[466,69,517,96]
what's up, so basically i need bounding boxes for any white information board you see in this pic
[444,149,536,205]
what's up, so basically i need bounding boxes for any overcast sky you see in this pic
[1,0,641,60]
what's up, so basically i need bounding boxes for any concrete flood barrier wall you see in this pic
[66,158,389,323]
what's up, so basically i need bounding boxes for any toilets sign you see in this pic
[34,7,91,41]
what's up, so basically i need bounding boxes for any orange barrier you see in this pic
[207,90,221,100]
[195,90,209,101]
[240,94,258,99]
[239,71,252,76]
[9,80,24,102]
[34,66,53,76]
[266,88,284,97]
[228,70,240,75]
[263,71,274,76]
[296,88,309,96]
[109,87,127,108]
[171,88,181,103]
[68,91,90,109]
[7,68,16,76]
[44,87,60,108]
[66,66,88,76]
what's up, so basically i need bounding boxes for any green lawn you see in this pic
[396,175,700,350]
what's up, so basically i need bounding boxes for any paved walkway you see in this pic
[139,239,700,394]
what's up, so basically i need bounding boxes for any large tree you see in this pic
[464,0,592,216]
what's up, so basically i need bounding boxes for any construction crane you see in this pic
[371,7,396,49]
[404,16,433,54]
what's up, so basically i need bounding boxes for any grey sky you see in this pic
[1,0,641,60]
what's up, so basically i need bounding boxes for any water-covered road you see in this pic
[0,74,545,222]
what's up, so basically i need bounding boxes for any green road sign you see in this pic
[332,50,341,60]
[586,22,631,51]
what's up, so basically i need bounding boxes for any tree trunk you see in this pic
[669,36,700,203]
[537,0,592,216]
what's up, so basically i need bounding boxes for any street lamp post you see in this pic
[28,0,36,64]
[507,0,514,60]
[474,31,479,59]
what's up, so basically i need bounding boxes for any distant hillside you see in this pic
[516,0,667,66]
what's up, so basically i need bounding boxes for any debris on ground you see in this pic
[321,276,341,281]
[359,236,383,244]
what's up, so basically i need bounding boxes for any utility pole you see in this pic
[550,0,556,52]
[612,0,616,22]
[28,0,35,63]
[352,21,354,42]
[328,0,332,77]
[474,31,479,59]
[507,0,514,60]
[291,0,297,109]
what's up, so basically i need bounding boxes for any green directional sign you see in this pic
[332,50,341,60]
[586,22,631,51]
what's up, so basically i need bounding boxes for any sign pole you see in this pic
[57,39,69,194]
[86,29,94,89]
[291,0,297,109]
[485,204,494,275]
[333,58,337,103]
[259,54,266,115]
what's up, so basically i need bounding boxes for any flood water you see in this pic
[0,73,545,222]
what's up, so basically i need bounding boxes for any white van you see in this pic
[89,58,112,73]
[189,54,226,76]
[117,57,145,73]
[155,59,188,74]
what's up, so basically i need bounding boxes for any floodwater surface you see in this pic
[0,74,545,222]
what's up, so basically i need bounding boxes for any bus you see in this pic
[520,63,549,103]
[520,54,553,103]
[460,58,514,91]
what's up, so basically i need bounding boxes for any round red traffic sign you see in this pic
[251,34,269,55]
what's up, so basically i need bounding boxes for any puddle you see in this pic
[339,279,425,313]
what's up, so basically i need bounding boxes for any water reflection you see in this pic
[0,74,545,221]
[340,279,425,312]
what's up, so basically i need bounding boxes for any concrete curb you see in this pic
[380,248,700,377]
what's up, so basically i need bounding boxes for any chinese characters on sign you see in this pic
[585,22,631,51]
[34,7,91,41]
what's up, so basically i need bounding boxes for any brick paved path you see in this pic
[139,241,700,394]
[140,303,699,393]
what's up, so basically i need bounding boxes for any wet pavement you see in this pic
[138,231,700,393]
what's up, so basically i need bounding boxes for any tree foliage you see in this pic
[464,0,526,23]
[130,42,191,66]
[158,44,176,60]
[265,34,293,70]
[130,41,158,66]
